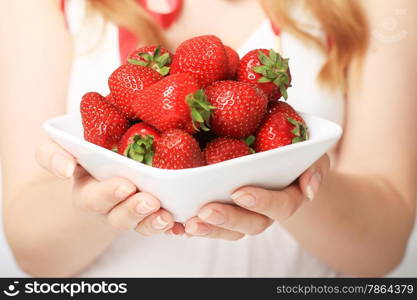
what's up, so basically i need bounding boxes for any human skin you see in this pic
[1,0,416,277]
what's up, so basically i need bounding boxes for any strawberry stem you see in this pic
[244,135,255,146]
[287,118,309,143]
[243,135,256,154]
[186,89,216,132]
[253,49,290,100]
[125,135,155,166]
[128,45,171,76]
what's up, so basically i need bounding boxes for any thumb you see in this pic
[298,154,331,201]
[35,141,76,179]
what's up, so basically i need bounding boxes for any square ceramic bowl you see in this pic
[43,113,342,222]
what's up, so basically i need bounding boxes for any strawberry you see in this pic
[203,136,254,165]
[205,80,268,138]
[104,93,114,104]
[127,45,173,76]
[108,63,163,119]
[267,100,298,116]
[153,129,205,169]
[224,45,240,79]
[80,92,129,150]
[255,101,308,152]
[132,73,215,134]
[170,35,228,87]
[118,122,160,165]
[237,49,291,101]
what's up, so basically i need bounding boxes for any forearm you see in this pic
[4,176,118,277]
[282,171,415,276]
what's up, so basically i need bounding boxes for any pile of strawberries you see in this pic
[80,35,308,170]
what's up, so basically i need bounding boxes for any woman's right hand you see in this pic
[35,141,185,236]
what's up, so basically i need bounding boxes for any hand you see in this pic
[184,154,330,240]
[36,141,185,236]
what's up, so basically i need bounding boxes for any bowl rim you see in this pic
[43,112,343,178]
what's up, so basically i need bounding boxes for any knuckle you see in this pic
[247,217,271,235]
[223,208,238,228]
[86,197,106,214]
[107,214,130,231]
[135,225,152,236]
[127,200,141,217]
[280,198,298,220]
[256,190,273,212]
[75,190,93,213]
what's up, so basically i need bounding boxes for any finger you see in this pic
[35,142,77,179]
[185,217,244,241]
[298,154,330,201]
[75,177,137,214]
[231,185,305,221]
[165,223,185,236]
[197,203,273,235]
[135,209,175,236]
[107,192,160,231]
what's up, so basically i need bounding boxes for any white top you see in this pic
[65,0,345,277]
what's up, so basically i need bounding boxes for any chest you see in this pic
[163,0,266,50]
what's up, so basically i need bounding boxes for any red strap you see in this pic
[118,27,138,64]
[138,0,183,29]
[270,21,281,36]
[269,20,333,52]
[60,0,68,28]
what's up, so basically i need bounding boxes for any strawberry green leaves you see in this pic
[244,135,256,154]
[252,49,290,100]
[287,117,309,144]
[126,134,155,166]
[186,89,216,132]
[128,46,171,76]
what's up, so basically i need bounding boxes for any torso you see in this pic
[63,0,344,277]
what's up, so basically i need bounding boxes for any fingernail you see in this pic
[152,215,169,230]
[51,153,75,178]
[115,185,136,200]
[135,197,155,214]
[198,209,225,225]
[186,222,211,236]
[231,191,256,207]
[305,172,322,201]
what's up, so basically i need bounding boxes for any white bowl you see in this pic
[43,113,342,222]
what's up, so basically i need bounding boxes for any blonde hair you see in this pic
[87,0,369,88]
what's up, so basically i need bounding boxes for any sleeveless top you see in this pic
[61,0,345,277]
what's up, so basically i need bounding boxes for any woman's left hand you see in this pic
[184,154,330,240]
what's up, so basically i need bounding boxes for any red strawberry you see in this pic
[108,64,163,119]
[203,137,254,165]
[132,73,215,134]
[80,92,129,150]
[153,129,205,169]
[118,123,160,165]
[237,49,291,101]
[267,100,299,116]
[104,93,114,104]
[224,45,240,79]
[127,45,173,76]
[205,80,268,138]
[255,102,308,152]
[170,35,228,87]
